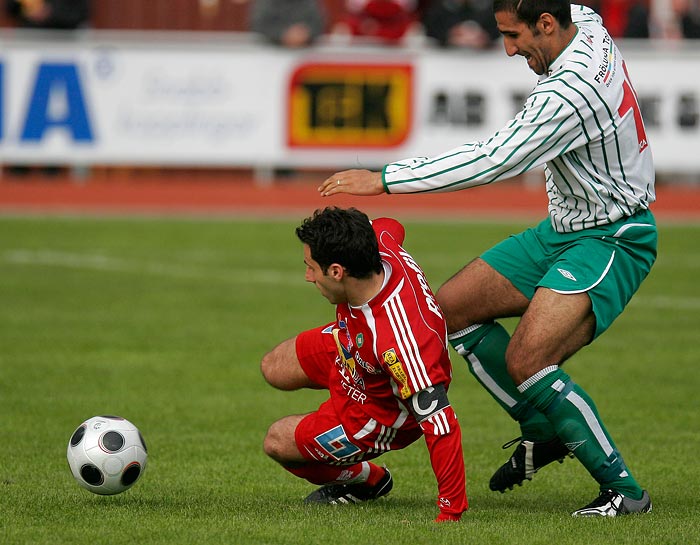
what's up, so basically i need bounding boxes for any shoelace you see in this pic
[501,437,522,450]
[586,490,622,513]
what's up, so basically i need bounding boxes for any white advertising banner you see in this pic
[0,32,698,173]
[0,37,293,165]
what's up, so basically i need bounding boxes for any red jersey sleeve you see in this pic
[371,217,405,246]
[419,405,468,519]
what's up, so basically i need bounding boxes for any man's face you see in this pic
[303,244,346,305]
[495,10,550,75]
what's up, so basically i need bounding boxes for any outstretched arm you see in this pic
[408,384,468,522]
[318,169,385,197]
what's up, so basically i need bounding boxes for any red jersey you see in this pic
[326,217,449,424]
[323,217,467,516]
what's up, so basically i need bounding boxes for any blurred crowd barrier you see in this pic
[0,23,699,180]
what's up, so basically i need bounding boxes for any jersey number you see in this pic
[618,61,648,153]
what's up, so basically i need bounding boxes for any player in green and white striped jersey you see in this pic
[319,0,656,517]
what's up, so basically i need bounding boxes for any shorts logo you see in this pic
[314,425,361,460]
[557,268,577,281]
[383,348,411,399]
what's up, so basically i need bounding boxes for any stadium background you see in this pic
[1,4,699,544]
[1,0,699,219]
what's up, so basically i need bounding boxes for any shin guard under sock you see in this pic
[518,366,643,498]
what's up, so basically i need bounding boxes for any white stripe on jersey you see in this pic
[353,418,378,441]
[382,4,655,234]
[374,424,397,452]
[382,279,432,392]
[360,302,380,368]
[390,401,410,428]
[427,410,451,436]
[358,297,419,427]
[303,445,322,461]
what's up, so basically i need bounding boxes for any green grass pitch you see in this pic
[0,214,697,545]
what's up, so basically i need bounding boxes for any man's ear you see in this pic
[328,263,345,281]
[538,12,557,35]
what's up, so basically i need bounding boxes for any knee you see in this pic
[435,286,452,316]
[505,360,529,386]
[436,285,468,332]
[260,351,275,386]
[505,342,562,386]
[260,337,306,390]
[263,422,284,462]
[261,350,291,389]
[505,343,536,386]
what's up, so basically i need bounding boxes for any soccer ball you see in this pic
[67,415,148,495]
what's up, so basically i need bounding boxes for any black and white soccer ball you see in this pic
[67,415,148,495]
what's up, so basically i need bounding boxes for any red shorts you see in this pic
[295,323,336,389]
[294,325,421,466]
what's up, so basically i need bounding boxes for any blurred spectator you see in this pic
[672,0,700,37]
[250,0,326,47]
[583,0,650,38]
[5,0,89,29]
[422,0,499,49]
[334,0,420,45]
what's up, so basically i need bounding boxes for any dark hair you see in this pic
[493,0,572,29]
[296,207,382,279]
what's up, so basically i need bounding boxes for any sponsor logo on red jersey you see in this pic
[383,348,411,399]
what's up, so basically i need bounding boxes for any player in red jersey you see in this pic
[261,207,467,522]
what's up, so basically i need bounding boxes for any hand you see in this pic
[318,169,385,197]
[434,512,462,523]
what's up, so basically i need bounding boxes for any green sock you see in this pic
[449,322,556,442]
[519,366,643,499]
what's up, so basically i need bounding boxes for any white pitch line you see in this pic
[1,249,301,287]
[5,249,700,310]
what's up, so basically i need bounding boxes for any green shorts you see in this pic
[481,209,657,339]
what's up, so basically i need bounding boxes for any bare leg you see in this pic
[507,288,595,383]
[437,258,529,333]
[261,336,321,390]
[263,414,307,464]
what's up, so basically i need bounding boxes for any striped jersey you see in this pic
[327,217,453,430]
[382,5,656,233]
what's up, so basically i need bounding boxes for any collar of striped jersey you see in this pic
[543,25,581,79]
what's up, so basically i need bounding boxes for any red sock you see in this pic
[365,462,386,486]
[285,461,383,486]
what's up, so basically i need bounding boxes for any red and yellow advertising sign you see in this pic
[288,63,413,148]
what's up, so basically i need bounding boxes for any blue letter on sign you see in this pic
[21,63,93,142]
